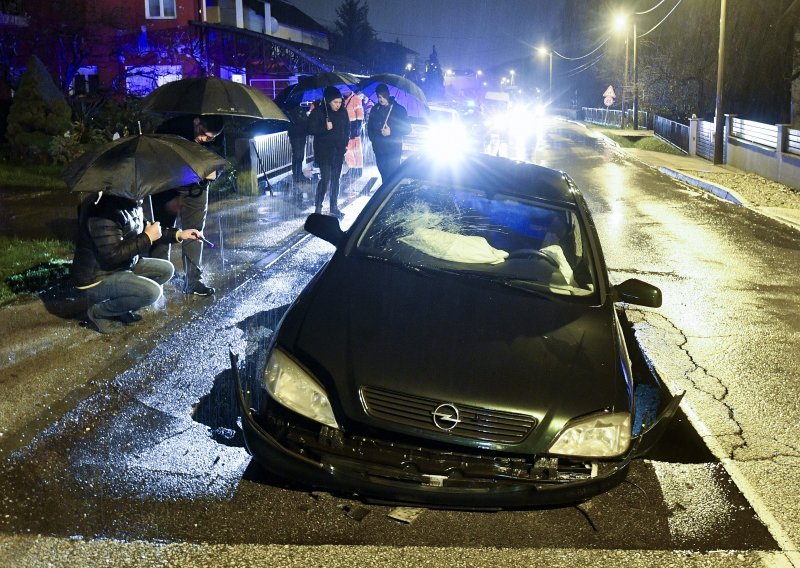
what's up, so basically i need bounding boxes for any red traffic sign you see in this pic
[603,85,616,98]
[604,96,614,107]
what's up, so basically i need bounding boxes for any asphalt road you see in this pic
[1,120,797,566]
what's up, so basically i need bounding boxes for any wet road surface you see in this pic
[2,120,796,561]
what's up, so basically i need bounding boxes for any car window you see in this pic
[356,178,597,297]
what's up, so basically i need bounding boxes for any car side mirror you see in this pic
[304,213,345,247]
[613,278,662,308]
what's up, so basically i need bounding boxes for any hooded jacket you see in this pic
[71,194,179,287]
[307,87,349,164]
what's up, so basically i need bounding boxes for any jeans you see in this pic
[84,258,174,317]
[151,185,209,288]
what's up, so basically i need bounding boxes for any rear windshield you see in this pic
[356,178,597,297]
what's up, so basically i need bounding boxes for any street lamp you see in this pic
[509,69,515,86]
[537,46,553,103]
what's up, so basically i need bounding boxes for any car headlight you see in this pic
[548,411,631,458]
[263,348,339,429]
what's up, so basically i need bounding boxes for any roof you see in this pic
[400,153,576,206]
[268,0,328,35]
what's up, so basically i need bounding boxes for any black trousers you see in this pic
[290,137,306,181]
[375,149,402,182]
[315,157,344,212]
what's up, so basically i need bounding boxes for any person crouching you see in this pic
[72,193,204,333]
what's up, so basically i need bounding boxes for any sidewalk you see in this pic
[592,127,800,232]
[0,167,380,448]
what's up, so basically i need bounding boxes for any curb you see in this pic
[657,166,745,205]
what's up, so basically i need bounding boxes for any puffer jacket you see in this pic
[71,194,178,287]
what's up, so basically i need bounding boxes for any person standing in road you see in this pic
[367,83,411,182]
[72,193,204,333]
[308,85,349,217]
[151,117,219,297]
[287,105,309,183]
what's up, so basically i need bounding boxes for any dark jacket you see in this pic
[287,107,309,142]
[71,194,178,287]
[367,98,411,156]
[307,102,349,164]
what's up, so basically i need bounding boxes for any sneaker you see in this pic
[188,282,215,296]
[330,208,345,219]
[86,306,115,334]
[117,311,143,324]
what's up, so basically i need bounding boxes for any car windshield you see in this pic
[356,178,597,297]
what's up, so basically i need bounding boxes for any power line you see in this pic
[552,37,610,61]
[638,0,684,38]
[636,0,670,16]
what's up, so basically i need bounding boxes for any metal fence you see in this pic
[730,118,778,150]
[653,115,689,153]
[696,120,716,161]
[788,128,800,156]
[582,107,649,129]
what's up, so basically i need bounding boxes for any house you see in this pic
[0,0,367,101]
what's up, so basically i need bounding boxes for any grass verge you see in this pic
[0,237,73,305]
[0,162,67,191]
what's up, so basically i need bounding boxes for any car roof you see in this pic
[398,153,577,207]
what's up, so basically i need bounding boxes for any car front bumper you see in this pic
[231,352,631,509]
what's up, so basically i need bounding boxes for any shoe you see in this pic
[330,208,344,219]
[117,311,143,324]
[86,305,115,334]
[188,282,215,296]
[314,205,322,214]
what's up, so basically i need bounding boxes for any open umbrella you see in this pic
[274,72,358,108]
[140,77,288,120]
[357,73,429,118]
[63,134,228,201]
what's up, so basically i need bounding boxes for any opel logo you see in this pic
[432,403,461,431]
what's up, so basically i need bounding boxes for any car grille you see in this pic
[360,386,537,444]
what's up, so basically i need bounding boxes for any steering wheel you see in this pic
[507,248,560,268]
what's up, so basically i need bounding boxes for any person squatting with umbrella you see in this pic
[72,193,205,334]
[367,83,411,182]
[150,117,220,296]
[308,86,349,217]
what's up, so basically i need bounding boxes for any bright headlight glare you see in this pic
[263,348,339,429]
[548,412,631,458]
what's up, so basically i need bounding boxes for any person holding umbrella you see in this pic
[308,86,349,217]
[367,83,411,182]
[72,194,205,333]
[150,117,220,297]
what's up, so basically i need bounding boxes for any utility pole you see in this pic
[633,22,639,130]
[713,0,728,164]
[622,33,628,129]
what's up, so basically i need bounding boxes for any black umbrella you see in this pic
[63,134,228,202]
[358,73,429,118]
[275,72,358,108]
[140,77,288,120]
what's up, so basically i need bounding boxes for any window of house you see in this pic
[70,66,99,96]
[125,65,182,96]
[145,0,176,19]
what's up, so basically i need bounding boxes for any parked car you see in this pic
[232,152,682,509]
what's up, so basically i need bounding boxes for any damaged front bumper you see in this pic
[231,352,631,509]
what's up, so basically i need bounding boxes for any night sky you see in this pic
[287,0,558,71]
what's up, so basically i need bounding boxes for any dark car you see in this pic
[232,152,682,509]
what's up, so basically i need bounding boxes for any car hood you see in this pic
[279,255,629,450]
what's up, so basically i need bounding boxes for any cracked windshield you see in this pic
[357,178,596,296]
